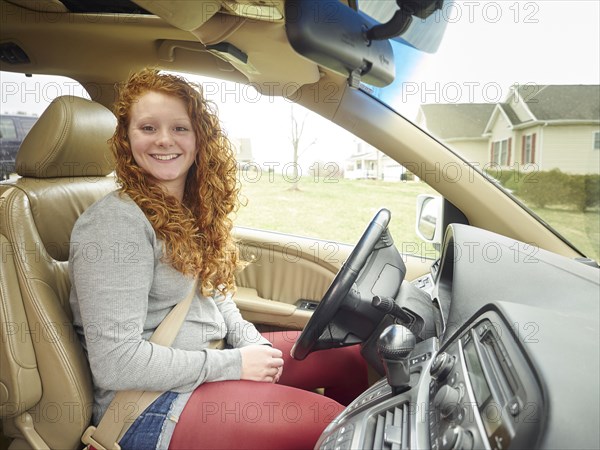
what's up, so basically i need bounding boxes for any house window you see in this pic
[0,117,17,139]
[594,131,600,150]
[491,138,511,165]
[522,133,536,164]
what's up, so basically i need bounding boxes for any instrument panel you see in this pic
[429,310,544,449]
[316,309,544,450]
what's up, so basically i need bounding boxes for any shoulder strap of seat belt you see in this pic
[82,278,205,450]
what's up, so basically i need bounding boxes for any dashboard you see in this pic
[315,224,599,449]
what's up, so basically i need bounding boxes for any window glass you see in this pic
[1,71,89,180]
[179,74,438,258]
[0,117,16,139]
[1,71,90,116]
[523,135,534,163]
[491,140,510,166]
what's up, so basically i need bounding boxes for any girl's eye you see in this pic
[141,125,155,132]
[175,126,189,132]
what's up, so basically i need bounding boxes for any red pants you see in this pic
[169,331,368,450]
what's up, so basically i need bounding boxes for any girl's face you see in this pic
[127,90,197,200]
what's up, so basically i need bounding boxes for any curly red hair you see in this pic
[110,68,242,296]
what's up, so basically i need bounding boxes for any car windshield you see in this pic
[360,0,600,261]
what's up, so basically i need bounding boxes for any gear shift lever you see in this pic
[377,324,416,395]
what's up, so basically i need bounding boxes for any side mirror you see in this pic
[416,194,443,246]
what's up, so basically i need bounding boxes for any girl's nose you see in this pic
[156,129,174,147]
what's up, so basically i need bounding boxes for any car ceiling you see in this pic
[0,0,354,102]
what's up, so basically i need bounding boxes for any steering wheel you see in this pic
[291,208,392,360]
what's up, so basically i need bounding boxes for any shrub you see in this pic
[585,174,600,210]
[485,168,599,211]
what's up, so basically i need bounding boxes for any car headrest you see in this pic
[15,95,116,178]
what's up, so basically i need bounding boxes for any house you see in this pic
[344,141,409,181]
[231,137,254,169]
[417,85,600,174]
[416,103,496,169]
[344,142,380,179]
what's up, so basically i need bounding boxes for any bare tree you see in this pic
[288,104,316,191]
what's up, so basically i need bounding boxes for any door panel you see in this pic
[233,227,339,329]
[234,286,313,330]
[233,227,434,330]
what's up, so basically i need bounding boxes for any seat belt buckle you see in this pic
[82,426,121,450]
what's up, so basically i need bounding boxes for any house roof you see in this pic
[419,103,496,139]
[515,85,600,121]
[420,85,600,141]
[498,103,522,125]
[348,150,379,161]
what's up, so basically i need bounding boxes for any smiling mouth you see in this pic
[151,154,180,161]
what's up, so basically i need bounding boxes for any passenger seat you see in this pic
[0,96,117,450]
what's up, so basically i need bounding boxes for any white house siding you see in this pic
[490,113,513,141]
[540,124,600,174]
[382,164,405,181]
[445,139,489,169]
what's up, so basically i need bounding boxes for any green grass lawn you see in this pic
[235,175,439,257]
[234,173,600,262]
[530,206,600,261]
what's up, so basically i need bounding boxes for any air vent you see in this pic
[364,403,409,450]
[59,0,151,14]
[0,42,30,65]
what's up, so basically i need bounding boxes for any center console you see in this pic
[315,309,544,449]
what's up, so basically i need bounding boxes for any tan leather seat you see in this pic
[0,96,117,450]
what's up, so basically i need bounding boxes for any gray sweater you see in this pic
[69,191,269,430]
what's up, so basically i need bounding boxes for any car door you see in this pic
[233,226,435,330]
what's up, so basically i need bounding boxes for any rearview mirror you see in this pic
[416,194,443,245]
[358,0,453,53]
[285,0,395,87]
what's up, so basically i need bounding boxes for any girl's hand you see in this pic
[239,345,284,383]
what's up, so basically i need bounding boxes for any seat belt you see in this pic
[81,278,225,450]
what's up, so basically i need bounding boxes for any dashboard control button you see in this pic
[449,372,458,386]
[430,353,445,373]
[433,385,462,420]
[430,352,455,381]
[457,407,466,423]
[430,383,437,397]
[440,426,474,450]
[440,427,458,450]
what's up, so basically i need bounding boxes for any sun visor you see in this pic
[132,0,222,31]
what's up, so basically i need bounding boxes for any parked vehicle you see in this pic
[1,1,598,449]
[0,114,37,179]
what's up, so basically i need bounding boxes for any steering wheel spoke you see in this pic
[291,208,406,360]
